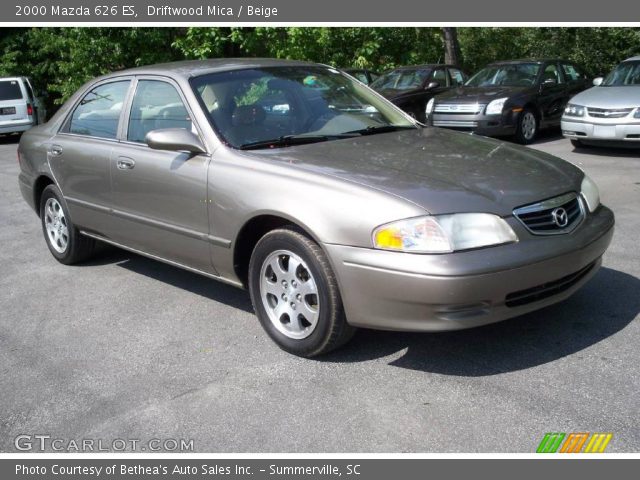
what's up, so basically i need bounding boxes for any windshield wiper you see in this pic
[343,125,417,136]
[239,133,358,150]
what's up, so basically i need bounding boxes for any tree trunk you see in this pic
[441,27,462,66]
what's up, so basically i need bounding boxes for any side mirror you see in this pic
[593,77,604,86]
[145,128,206,154]
[426,81,440,90]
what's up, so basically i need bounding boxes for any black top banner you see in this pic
[6,0,640,23]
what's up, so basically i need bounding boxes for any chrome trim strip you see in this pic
[79,230,243,288]
[513,192,585,236]
[66,196,232,248]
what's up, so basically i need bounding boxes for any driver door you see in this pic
[108,77,215,274]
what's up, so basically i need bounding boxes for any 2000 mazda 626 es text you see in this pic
[17,59,614,357]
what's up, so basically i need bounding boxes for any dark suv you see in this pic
[371,64,467,123]
[427,59,590,144]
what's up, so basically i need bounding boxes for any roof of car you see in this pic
[390,64,457,70]
[113,58,324,79]
[623,55,640,62]
[489,59,568,65]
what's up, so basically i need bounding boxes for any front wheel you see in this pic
[515,108,538,144]
[248,227,355,357]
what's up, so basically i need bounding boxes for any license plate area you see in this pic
[0,107,16,115]
[593,125,617,138]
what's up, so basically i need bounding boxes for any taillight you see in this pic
[27,103,33,116]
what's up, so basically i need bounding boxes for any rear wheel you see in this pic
[248,227,355,357]
[40,185,95,264]
[515,108,538,144]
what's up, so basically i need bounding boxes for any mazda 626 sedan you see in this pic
[18,59,614,357]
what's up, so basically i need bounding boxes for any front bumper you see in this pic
[431,112,516,137]
[562,117,640,142]
[324,205,614,331]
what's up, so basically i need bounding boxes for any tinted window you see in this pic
[466,64,540,87]
[448,68,465,86]
[0,80,23,101]
[351,72,369,84]
[370,69,431,91]
[562,64,584,82]
[542,64,563,84]
[432,69,447,85]
[128,80,193,143]
[67,81,129,139]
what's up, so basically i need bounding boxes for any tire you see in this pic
[571,139,586,149]
[515,108,538,145]
[40,184,95,264]
[248,227,355,357]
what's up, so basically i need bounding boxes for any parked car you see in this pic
[428,59,590,144]
[562,56,640,147]
[0,76,46,135]
[370,64,467,122]
[344,68,379,85]
[18,59,613,357]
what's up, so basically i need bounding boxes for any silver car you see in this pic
[18,59,614,357]
[0,76,46,135]
[562,56,640,146]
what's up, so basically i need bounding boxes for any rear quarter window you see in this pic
[0,80,23,101]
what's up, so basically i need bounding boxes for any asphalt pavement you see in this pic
[0,130,638,453]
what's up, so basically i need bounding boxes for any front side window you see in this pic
[431,69,447,86]
[127,80,193,143]
[67,81,130,139]
[602,61,640,86]
[191,66,415,149]
[466,63,541,88]
[542,64,563,84]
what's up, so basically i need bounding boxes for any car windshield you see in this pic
[191,66,416,149]
[370,69,431,91]
[601,61,640,86]
[465,64,540,87]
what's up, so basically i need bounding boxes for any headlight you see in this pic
[564,104,586,117]
[581,174,600,213]
[485,97,508,115]
[426,98,435,115]
[373,214,518,253]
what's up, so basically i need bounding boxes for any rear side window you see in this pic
[66,81,130,139]
[0,80,23,101]
[562,64,585,81]
[127,80,193,143]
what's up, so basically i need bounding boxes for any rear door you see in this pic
[108,76,214,274]
[0,79,29,129]
[49,78,132,236]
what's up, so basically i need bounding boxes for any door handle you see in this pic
[50,145,63,156]
[117,157,135,170]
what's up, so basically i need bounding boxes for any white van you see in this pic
[0,77,46,135]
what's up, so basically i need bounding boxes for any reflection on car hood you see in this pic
[436,86,529,104]
[569,86,640,109]
[259,128,583,216]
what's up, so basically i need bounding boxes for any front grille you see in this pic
[587,107,634,119]
[513,193,584,235]
[433,120,478,128]
[434,103,485,114]
[505,261,596,307]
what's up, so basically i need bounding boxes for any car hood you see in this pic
[436,85,529,104]
[569,86,640,109]
[256,128,583,216]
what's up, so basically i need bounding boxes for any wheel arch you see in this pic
[33,174,56,217]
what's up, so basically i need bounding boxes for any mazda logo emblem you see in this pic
[551,207,569,227]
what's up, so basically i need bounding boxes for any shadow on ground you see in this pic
[322,267,639,375]
[81,247,253,313]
